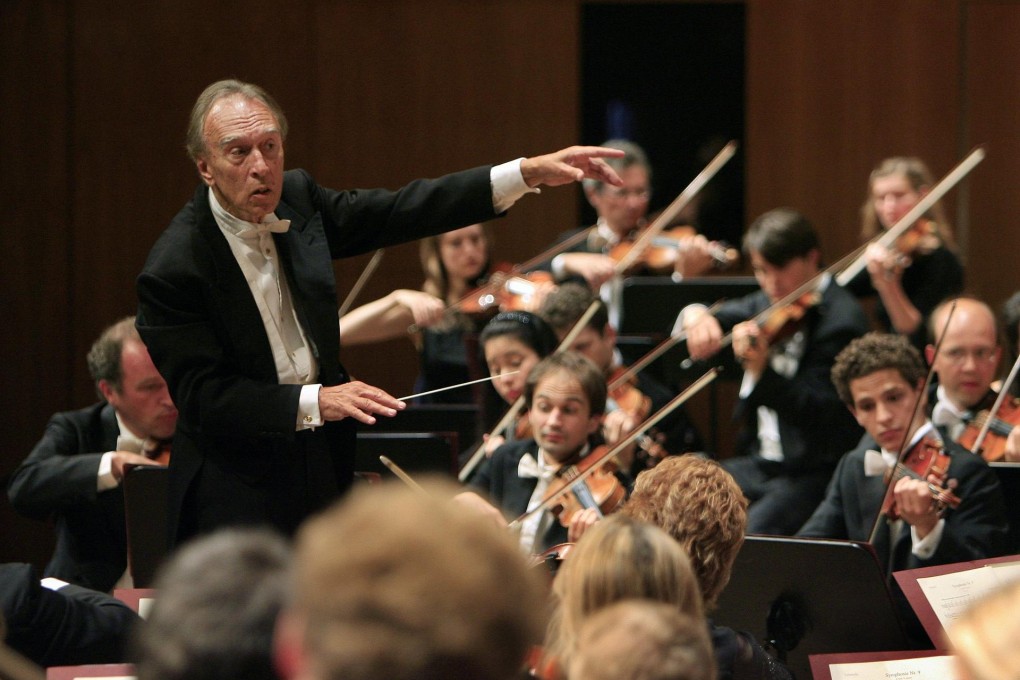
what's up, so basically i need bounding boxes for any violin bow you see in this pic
[457,299,603,482]
[867,300,957,544]
[613,141,738,274]
[969,351,1020,456]
[338,249,385,317]
[609,301,725,392]
[836,146,986,286]
[679,242,869,370]
[379,455,431,497]
[508,367,721,530]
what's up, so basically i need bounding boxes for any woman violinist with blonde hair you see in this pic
[845,157,964,349]
[340,223,497,404]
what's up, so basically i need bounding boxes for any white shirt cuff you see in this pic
[491,158,540,213]
[298,384,324,430]
[40,577,70,591]
[911,518,946,559]
[551,254,569,280]
[98,451,119,491]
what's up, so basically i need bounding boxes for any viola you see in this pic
[543,446,626,528]
[958,396,1020,462]
[881,437,961,521]
[607,225,739,275]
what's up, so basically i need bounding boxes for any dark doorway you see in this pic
[581,2,746,246]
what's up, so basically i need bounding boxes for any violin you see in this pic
[958,396,1020,462]
[543,446,626,528]
[892,218,939,260]
[607,225,739,275]
[606,367,668,468]
[458,267,555,317]
[880,437,962,521]
[755,290,822,347]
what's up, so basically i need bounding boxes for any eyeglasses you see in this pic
[943,347,998,365]
[603,187,651,200]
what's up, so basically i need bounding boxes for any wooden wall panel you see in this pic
[746,0,962,264]
[0,1,71,565]
[964,1,1020,314]
[311,1,581,394]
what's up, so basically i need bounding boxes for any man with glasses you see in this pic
[540,139,722,294]
[926,296,1020,460]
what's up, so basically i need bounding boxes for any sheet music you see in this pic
[916,561,1020,630]
[829,654,959,679]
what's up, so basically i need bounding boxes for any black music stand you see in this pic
[355,432,460,478]
[713,536,907,680]
[990,462,1020,552]
[618,276,760,335]
[122,464,170,588]
[365,403,482,457]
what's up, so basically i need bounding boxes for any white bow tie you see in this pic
[518,453,557,481]
[931,400,970,430]
[864,449,894,477]
[235,219,291,241]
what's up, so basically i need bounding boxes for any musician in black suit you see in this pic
[136,79,623,544]
[0,562,139,667]
[798,333,1009,644]
[681,208,868,535]
[458,352,609,552]
[7,317,177,592]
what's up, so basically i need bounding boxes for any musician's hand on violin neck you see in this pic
[892,476,941,538]
[1004,426,1020,462]
[733,321,768,377]
[602,410,639,471]
[683,309,723,359]
[865,243,908,287]
[483,433,506,457]
[567,507,601,543]
[318,381,405,424]
[674,234,718,279]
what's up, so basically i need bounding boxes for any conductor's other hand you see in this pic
[520,146,625,188]
[319,381,405,425]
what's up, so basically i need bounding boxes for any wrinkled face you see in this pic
[484,335,543,405]
[529,371,601,463]
[439,224,488,284]
[562,325,615,375]
[587,165,650,236]
[749,250,818,304]
[848,368,926,453]
[872,173,925,230]
[102,340,178,440]
[929,301,1001,410]
[196,95,284,223]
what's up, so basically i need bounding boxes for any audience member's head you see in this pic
[133,528,290,680]
[568,600,715,680]
[547,514,704,669]
[623,455,747,609]
[947,578,1020,680]
[275,479,547,680]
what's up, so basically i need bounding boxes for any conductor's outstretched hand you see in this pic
[520,146,625,188]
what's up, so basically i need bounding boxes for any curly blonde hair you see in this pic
[623,455,747,609]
